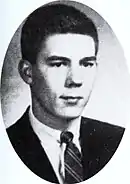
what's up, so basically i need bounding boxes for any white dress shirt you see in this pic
[29,108,81,184]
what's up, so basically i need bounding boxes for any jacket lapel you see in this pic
[7,108,59,183]
[80,117,125,180]
[23,116,59,183]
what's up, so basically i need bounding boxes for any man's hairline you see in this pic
[25,32,98,65]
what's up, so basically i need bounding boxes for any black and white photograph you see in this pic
[1,0,130,184]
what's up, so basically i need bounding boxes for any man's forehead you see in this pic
[45,33,94,47]
[42,33,95,58]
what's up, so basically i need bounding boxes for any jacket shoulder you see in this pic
[81,116,125,138]
[81,117,125,179]
[6,107,31,146]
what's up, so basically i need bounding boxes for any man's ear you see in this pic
[18,59,33,84]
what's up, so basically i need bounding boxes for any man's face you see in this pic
[31,33,97,119]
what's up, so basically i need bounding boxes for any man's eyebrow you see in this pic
[79,56,96,64]
[46,55,70,62]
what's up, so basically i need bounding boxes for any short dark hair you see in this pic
[21,3,99,64]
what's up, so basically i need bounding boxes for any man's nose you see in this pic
[64,67,82,88]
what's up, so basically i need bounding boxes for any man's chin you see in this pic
[57,108,83,120]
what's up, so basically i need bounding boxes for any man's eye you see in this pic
[49,62,67,67]
[82,61,95,67]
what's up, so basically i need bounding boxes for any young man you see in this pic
[7,3,124,184]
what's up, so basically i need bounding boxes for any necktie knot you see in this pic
[60,131,73,144]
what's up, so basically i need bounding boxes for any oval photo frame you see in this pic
[1,1,130,184]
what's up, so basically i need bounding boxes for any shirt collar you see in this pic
[29,107,81,145]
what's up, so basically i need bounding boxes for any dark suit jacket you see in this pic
[6,108,125,183]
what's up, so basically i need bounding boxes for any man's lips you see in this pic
[60,96,83,100]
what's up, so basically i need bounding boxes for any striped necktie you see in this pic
[60,131,83,184]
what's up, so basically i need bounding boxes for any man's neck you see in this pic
[31,97,81,131]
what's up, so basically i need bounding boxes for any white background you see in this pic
[0,0,130,184]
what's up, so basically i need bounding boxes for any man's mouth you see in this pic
[60,95,83,104]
